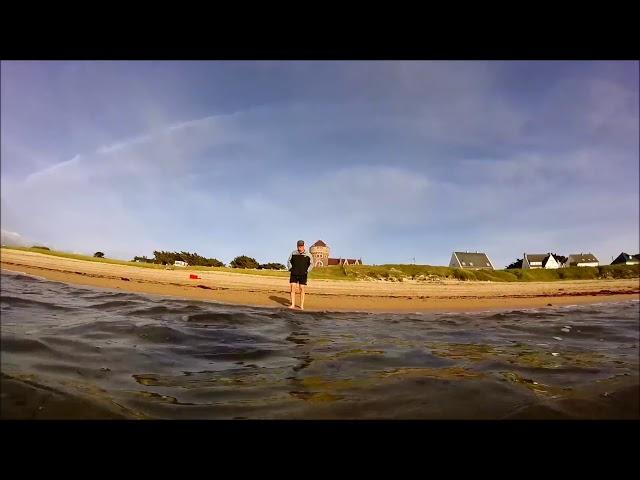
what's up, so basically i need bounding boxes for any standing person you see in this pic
[287,240,314,310]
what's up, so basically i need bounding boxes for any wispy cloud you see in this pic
[1,61,637,267]
[1,228,27,246]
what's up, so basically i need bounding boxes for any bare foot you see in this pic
[299,306,304,310]
[288,305,296,309]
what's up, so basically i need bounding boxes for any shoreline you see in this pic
[1,249,639,313]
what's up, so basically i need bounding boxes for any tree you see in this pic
[230,255,259,269]
[207,258,225,267]
[151,250,224,267]
[94,252,105,258]
[132,256,154,263]
[258,263,286,270]
[506,258,522,269]
[552,253,568,266]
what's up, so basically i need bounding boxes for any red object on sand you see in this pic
[189,274,199,279]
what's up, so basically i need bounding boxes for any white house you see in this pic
[174,260,188,267]
[522,253,561,269]
[567,253,599,267]
[449,251,494,270]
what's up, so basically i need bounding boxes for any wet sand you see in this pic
[1,249,638,313]
[1,373,127,419]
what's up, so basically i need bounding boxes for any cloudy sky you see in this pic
[1,61,638,267]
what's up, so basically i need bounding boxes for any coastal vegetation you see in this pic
[2,247,638,282]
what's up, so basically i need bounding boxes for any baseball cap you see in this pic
[297,240,304,246]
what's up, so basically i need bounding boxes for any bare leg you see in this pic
[289,283,297,309]
[300,285,305,310]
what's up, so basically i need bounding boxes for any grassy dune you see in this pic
[328,263,639,282]
[2,246,638,282]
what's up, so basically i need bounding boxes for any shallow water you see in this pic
[1,270,638,419]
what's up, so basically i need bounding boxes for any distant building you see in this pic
[309,240,363,267]
[523,253,561,269]
[327,258,362,266]
[566,253,599,267]
[174,260,188,267]
[309,240,330,267]
[449,251,494,270]
[611,252,640,265]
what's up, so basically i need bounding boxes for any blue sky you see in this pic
[1,61,638,267]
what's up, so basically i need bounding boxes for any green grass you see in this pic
[2,246,638,282]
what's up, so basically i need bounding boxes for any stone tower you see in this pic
[309,240,330,267]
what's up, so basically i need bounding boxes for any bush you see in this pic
[558,266,598,280]
[32,245,50,250]
[309,263,639,282]
[475,270,519,282]
[151,250,224,267]
[94,252,105,258]
[230,255,260,269]
[599,264,640,279]
[451,269,476,281]
[132,256,154,263]
[258,263,286,270]
[506,259,523,269]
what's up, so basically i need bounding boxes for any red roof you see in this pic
[312,240,327,247]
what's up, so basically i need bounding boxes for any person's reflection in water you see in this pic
[284,317,314,377]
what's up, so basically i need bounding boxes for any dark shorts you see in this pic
[289,273,308,285]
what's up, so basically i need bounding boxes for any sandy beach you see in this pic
[1,249,638,313]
